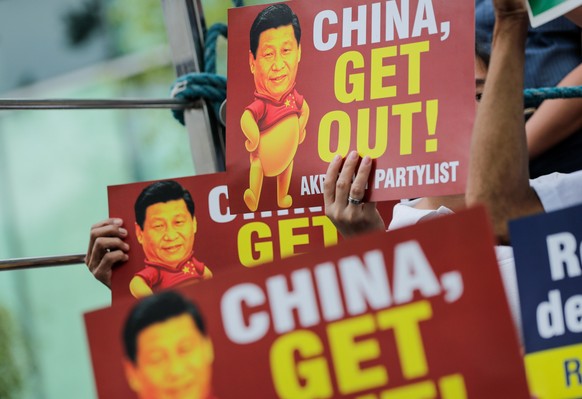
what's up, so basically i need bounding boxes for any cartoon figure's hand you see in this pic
[129,276,153,298]
[245,137,259,152]
[241,110,261,152]
[202,266,213,279]
[299,100,310,145]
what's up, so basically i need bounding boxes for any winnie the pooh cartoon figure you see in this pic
[240,3,310,212]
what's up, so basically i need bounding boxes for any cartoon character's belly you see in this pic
[257,116,300,177]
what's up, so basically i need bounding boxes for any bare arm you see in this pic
[566,6,582,27]
[526,63,582,158]
[466,0,543,244]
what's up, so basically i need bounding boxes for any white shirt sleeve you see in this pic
[530,171,582,212]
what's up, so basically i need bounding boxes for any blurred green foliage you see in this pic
[0,307,23,399]
[106,0,274,55]
[106,0,169,54]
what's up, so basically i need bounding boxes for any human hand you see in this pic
[324,151,386,237]
[85,218,129,288]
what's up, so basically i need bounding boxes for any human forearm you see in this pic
[526,63,582,158]
[466,4,542,243]
[566,6,582,27]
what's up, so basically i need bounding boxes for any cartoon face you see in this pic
[124,314,213,399]
[249,24,301,101]
[136,199,197,268]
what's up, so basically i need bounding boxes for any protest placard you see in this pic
[510,203,582,398]
[109,172,374,303]
[527,0,582,27]
[225,0,475,213]
[87,206,530,398]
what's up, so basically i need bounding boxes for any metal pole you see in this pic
[0,254,86,271]
[0,98,196,110]
[0,0,225,271]
[161,0,225,173]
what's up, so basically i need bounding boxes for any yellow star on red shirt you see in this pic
[182,266,191,274]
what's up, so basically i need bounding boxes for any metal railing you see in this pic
[0,98,196,110]
[0,254,86,271]
[0,0,221,272]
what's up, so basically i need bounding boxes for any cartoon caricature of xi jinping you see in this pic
[240,3,310,212]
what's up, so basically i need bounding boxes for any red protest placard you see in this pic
[109,172,360,303]
[86,206,530,398]
[225,0,475,213]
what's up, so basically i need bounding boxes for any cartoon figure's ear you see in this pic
[122,359,142,393]
[298,44,302,63]
[249,50,256,74]
[135,223,144,245]
[192,216,198,235]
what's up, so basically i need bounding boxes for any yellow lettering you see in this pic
[328,314,388,394]
[311,215,339,247]
[376,301,432,379]
[318,110,351,162]
[370,45,397,100]
[380,380,435,399]
[237,222,273,267]
[278,217,310,258]
[335,51,365,103]
[400,41,430,95]
[392,101,422,155]
[270,331,333,399]
[439,374,467,399]
[357,106,389,159]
